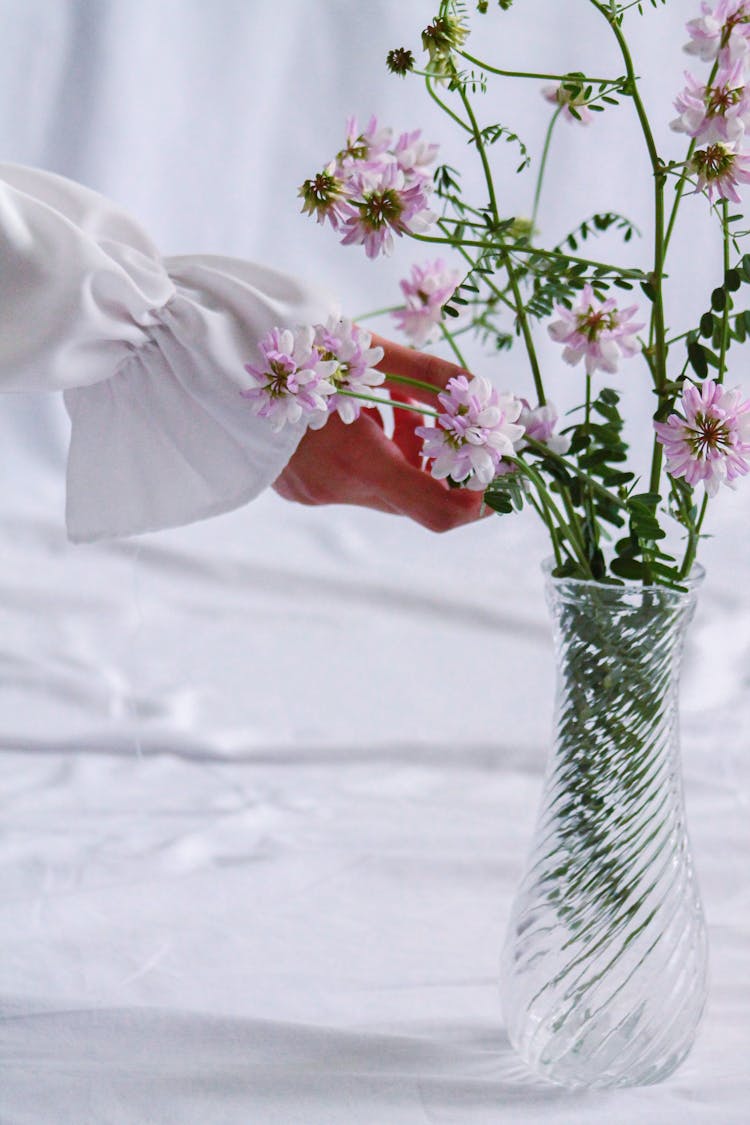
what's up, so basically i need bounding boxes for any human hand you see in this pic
[272,334,488,532]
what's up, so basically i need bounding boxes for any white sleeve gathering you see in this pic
[0,163,337,543]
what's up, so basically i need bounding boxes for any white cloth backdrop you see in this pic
[1,2,749,1122]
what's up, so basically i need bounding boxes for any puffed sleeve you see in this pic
[0,164,336,542]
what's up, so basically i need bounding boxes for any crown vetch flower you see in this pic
[311,317,385,425]
[386,47,415,76]
[492,400,570,478]
[340,162,436,258]
[421,15,469,75]
[654,379,750,496]
[416,375,525,490]
[392,129,440,185]
[391,259,461,346]
[547,285,644,375]
[336,115,393,171]
[671,62,750,144]
[519,401,571,455]
[684,1,750,65]
[298,162,355,230]
[242,326,337,431]
[541,83,593,125]
[689,140,750,200]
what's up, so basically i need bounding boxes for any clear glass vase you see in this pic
[500,561,708,1088]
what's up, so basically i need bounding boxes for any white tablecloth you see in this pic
[1,483,748,1124]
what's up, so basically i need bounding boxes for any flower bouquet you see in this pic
[243,0,750,1090]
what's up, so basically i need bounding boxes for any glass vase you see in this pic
[500,561,708,1088]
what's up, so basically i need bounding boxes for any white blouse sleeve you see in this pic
[0,163,337,542]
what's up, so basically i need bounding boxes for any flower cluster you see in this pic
[241,318,384,431]
[416,376,525,490]
[421,14,469,79]
[547,285,644,376]
[264,1,750,588]
[391,259,461,346]
[685,1,750,63]
[243,326,569,494]
[299,115,437,258]
[680,2,750,200]
[655,379,750,495]
[518,401,571,456]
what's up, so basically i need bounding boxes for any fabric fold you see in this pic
[0,164,336,541]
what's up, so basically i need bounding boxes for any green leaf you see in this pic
[615,536,640,558]
[611,557,646,580]
[699,311,715,338]
[725,268,742,292]
[711,286,727,312]
[629,491,660,509]
[687,340,708,379]
[601,469,635,487]
[483,492,513,514]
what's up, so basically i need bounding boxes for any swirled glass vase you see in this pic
[501,562,708,1088]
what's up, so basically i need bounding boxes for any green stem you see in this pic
[440,322,469,367]
[436,219,517,315]
[383,372,448,397]
[559,487,591,566]
[457,49,618,86]
[456,80,500,222]
[524,438,630,512]
[410,231,645,279]
[532,108,562,229]
[527,492,564,569]
[502,250,546,405]
[337,389,438,418]
[679,492,709,580]
[454,73,546,404]
[585,373,592,432]
[425,76,473,133]
[662,62,717,257]
[590,1,668,500]
[718,200,731,384]
[511,458,589,568]
[354,305,403,321]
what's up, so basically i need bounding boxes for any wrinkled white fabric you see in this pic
[0,163,335,541]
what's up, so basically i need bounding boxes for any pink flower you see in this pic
[654,379,750,496]
[392,129,440,184]
[391,259,461,346]
[689,140,750,200]
[541,83,593,124]
[671,62,750,144]
[547,285,644,375]
[519,401,571,455]
[298,162,356,230]
[301,116,439,258]
[336,115,393,170]
[242,326,337,431]
[684,1,750,65]
[340,162,436,259]
[311,317,385,425]
[416,375,525,490]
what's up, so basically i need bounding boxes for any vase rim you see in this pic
[541,557,705,594]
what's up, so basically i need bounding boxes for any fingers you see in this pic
[389,389,425,469]
[370,333,468,405]
[363,422,486,532]
[273,411,488,532]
